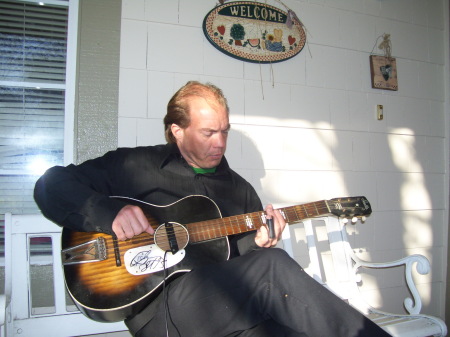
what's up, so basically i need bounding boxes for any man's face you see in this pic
[172,96,230,169]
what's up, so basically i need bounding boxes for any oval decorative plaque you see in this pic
[203,1,306,63]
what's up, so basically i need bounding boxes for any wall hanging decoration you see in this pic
[370,33,398,91]
[203,1,307,63]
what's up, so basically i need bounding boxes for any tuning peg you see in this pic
[351,217,358,223]
[342,218,349,224]
[361,216,367,222]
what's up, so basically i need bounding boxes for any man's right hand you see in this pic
[112,205,155,241]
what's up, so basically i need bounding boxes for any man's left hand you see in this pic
[255,204,286,248]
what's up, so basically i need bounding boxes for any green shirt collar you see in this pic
[191,166,217,174]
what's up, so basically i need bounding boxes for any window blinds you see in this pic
[0,0,69,257]
[0,0,68,173]
[0,0,68,85]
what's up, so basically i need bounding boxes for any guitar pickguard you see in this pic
[124,244,185,275]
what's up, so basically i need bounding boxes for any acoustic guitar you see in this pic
[61,195,372,322]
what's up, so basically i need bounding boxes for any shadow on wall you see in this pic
[226,121,435,315]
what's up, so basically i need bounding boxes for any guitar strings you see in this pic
[153,202,330,238]
[99,202,332,255]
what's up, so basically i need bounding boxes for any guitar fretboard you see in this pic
[187,200,330,243]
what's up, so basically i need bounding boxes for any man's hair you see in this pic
[164,81,230,143]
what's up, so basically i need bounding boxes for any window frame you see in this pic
[0,0,79,267]
[0,0,78,174]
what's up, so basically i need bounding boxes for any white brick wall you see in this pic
[119,0,448,319]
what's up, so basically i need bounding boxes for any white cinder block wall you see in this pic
[119,0,448,319]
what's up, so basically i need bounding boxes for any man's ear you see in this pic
[171,124,184,142]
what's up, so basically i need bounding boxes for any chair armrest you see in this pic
[352,253,430,315]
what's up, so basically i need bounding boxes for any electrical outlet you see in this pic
[377,104,383,120]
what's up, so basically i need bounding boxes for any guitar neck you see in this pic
[186,200,330,243]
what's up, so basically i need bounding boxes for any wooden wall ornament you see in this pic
[203,1,306,63]
[370,55,398,91]
[370,33,398,91]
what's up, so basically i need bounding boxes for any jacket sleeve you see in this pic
[33,151,128,234]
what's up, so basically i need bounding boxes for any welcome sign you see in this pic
[203,2,306,63]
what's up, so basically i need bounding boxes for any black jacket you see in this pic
[34,143,263,256]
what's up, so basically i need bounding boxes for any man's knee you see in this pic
[257,247,291,260]
[252,248,300,270]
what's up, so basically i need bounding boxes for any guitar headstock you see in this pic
[327,196,372,218]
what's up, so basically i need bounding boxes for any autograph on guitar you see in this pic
[61,195,372,322]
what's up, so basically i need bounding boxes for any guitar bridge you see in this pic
[62,237,107,265]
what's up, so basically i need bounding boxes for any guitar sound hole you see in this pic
[154,222,189,253]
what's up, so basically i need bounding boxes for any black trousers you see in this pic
[130,248,391,337]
